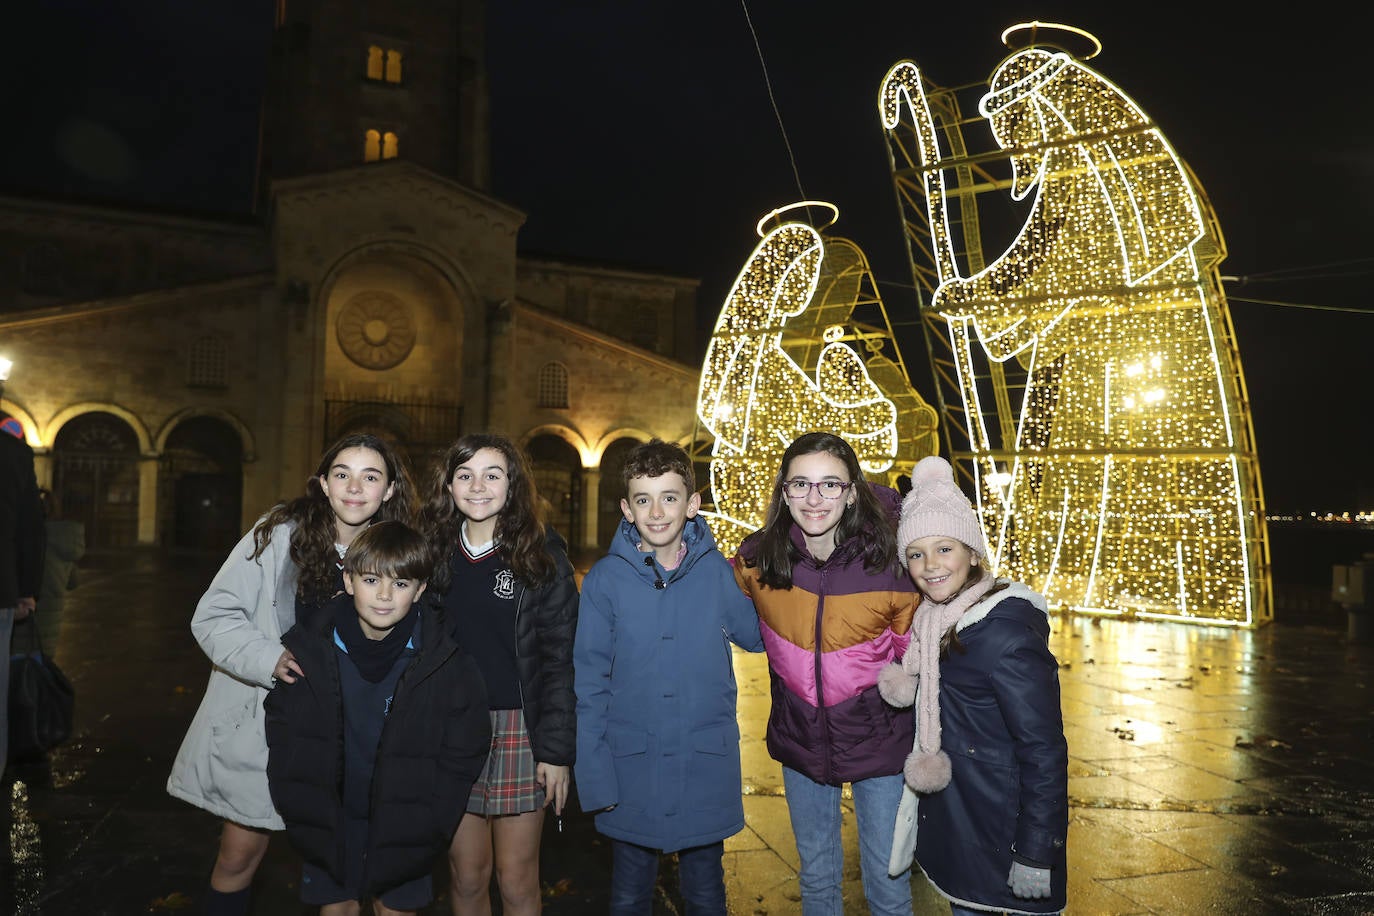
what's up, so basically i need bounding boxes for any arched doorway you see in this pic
[53,412,140,549]
[597,437,642,548]
[160,416,243,552]
[525,434,581,548]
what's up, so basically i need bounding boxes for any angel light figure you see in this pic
[696,201,937,555]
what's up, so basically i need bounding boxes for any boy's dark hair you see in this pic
[343,520,434,582]
[622,438,694,492]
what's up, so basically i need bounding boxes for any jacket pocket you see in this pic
[691,725,741,811]
[946,742,1017,853]
[609,731,648,758]
[207,693,272,815]
[828,685,902,752]
[609,731,649,812]
[691,726,732,757]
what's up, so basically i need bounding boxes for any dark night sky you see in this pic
[8,1,1373,513]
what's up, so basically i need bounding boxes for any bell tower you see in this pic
[257,0,490,201]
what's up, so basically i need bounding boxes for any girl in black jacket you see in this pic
[418,435,578,916]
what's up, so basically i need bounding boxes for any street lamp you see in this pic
[0,356,11,399]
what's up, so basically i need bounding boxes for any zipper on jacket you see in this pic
[514,582,528,710]
[813,565,833,782]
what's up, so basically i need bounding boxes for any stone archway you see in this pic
[525,433,581,550]
[319,248,470,486]
[597,437,643,549]
[53,412,140,549]
[160,416,243,552]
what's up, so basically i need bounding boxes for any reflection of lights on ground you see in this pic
[9,778,45,910]
[1104,716,1166,745]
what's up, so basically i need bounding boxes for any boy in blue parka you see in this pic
[574,438,763,913]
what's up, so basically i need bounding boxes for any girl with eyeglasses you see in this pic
[732,431,918,916]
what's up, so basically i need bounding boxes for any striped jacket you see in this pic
[733,499,916,785]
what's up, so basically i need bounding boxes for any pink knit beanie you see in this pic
[897,456,988,559]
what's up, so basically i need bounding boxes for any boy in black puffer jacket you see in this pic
[265,521,490,915]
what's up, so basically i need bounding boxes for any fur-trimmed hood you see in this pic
[954,580,1048,634]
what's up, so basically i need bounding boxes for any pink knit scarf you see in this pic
[908,576,997,791]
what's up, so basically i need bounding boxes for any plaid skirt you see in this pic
[466,708,546,816]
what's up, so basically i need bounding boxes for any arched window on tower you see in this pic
[537,362,570,409]
[382,131,399,160]
[385,49,403,83]
[364,129,381,162]
[366,46,385,81]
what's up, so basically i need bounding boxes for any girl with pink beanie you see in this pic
[878,455,1067,915]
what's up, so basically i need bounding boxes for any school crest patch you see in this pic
[494,568,516,599]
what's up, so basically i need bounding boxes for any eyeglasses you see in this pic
[783,479,853,500]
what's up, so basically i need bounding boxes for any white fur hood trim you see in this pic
[952,580,1048,633]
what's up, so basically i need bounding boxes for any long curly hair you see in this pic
[746,431,898,590]
[252,433,416,604]
[418,434,555,589]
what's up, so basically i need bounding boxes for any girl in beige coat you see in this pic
[168,433,414,915]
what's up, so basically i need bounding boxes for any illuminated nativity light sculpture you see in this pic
[878,22,1271,626]
[694,201,938,556]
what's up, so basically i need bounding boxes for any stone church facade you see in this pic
[0,0,701,555]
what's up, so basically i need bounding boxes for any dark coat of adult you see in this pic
[575,515,763,851]
[504,528,580,767]
[894,584,1068,914]
[0,433,44,609]
[264,605,492,896]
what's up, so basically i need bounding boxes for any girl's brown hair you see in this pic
[418,434,555,588]
[253,432,415,604]
[746,431,898,590]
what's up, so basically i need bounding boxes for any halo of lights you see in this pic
[879,42,1270,626]
[695,204,939,555]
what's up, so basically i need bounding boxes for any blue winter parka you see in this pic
[574,514,764,852]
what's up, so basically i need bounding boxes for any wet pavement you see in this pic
[4,546,1374,915]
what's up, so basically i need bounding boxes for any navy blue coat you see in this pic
[902,584,1068,913]
[574,515,763,852]
[264,606,491,896]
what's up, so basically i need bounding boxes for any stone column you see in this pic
[31,451,53,491]
[138,456,160,545]
[580,466,601,553]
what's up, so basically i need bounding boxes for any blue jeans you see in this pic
[782,766,911,916]
[609,839,726,915]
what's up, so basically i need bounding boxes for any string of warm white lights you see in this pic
[879,31,1269,627]
[695,203,938,555]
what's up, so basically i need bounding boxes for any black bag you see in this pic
[9,617,75,761]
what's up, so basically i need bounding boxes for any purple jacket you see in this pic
[734,494,916,785]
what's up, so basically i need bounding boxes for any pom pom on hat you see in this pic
[898,456,988,560]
